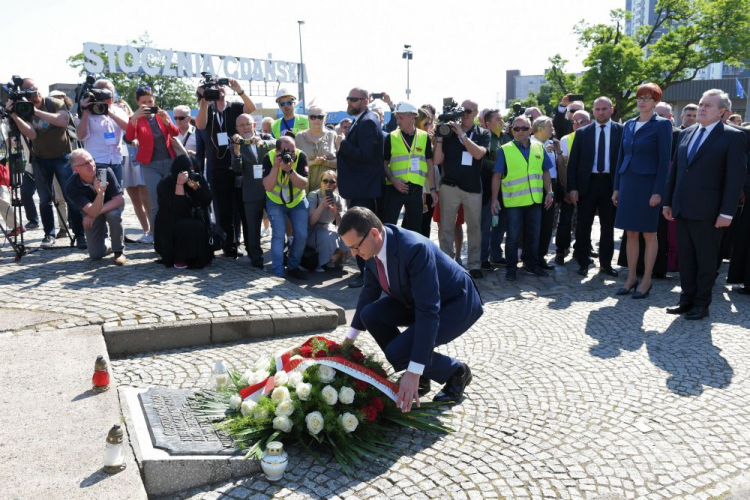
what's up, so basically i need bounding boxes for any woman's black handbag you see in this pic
[193,206,225,252]
[300,244,319,271]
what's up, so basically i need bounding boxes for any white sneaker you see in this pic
[261,227,270,238]
[138,232,154,244]
[314,266,325,273]
[40,235,56,248]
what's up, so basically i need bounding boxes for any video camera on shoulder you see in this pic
[197,72,230,102]
[435,97,467,138]
[74,75,110,117]
[2,75,36,120]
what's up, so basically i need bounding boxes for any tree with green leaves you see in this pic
[67,33,197,112]
[544,0,749,120]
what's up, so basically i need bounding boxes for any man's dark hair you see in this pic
[337,207,383,237]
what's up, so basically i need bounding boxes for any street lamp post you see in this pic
[402,44,413,101]
[297,20,306,111]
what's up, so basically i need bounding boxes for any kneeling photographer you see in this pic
[5,76,85,249]
[432,98,489,279]
[262,135,309,279]
[75,78,128,186]
[153,154,213,270]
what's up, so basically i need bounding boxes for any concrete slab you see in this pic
[104,320,212,356]
[0,326,146,499]
[0,308,73,332]
[211,315,275,343]
[120,387,258,497]
[272,311,340,336]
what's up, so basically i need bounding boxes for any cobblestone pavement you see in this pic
[113,284,750,500]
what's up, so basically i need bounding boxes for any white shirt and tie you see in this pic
[592,120,612,173]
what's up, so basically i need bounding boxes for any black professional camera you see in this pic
[187,169,201,182]
[3,75,36,120]
[281,151,293,164]
[435,97,467,138]
[74,75,110,117]
[197,72,230,102]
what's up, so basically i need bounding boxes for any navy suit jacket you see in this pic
[614,114,673,196]
[567,121,623,195]
[664,121,746,221]
[337,109,385,200]
[352,224,482,366]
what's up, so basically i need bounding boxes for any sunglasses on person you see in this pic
[512,126,530,132]
[174,116,188,121]
[346,97,366,102]
[322,179,336,185]
[309,114,325,120]
[278,100,295,107]
[572,119,590,125]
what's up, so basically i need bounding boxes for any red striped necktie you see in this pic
[374,256,391,295]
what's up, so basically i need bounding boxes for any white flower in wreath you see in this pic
[338,386,355,405]
[274,370,289,387]
[273,415,293,433]
[321,385,338,406]
[229,394,243,410]
[250,370,269,385]
[239,369,254,385]
[271,386,291,403]
[287,371,304,387]
[296,382,312,401]
[254,356,270,372]
[318,365,336,383]
[253,405,270,421]
[240,399,257,417]
[305,411,325,435]
[339,412,359,433]
[275,399,295,417]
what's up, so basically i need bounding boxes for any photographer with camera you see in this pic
[64,149,125,264]
[195,75,256,259]
[152,154,213,269]
[75,79,128,185]
[262,135,309,279]
[432,99,489,279]
[125,86,180,244]
[4,77,85,249]
[231,113,275,270]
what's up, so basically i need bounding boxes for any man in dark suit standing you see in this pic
[567,97,623,277]
[553,94,584,140]
[339,207,483,413]
[663,89,747,320]
[336,87,385,288]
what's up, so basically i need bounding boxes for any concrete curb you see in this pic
[104,311,341,356]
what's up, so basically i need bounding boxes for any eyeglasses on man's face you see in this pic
[572,119,590,125]
[349,231,370,251]
[346,97,366,103]
[512,126,530,132]
[278,100,295,107]
[72,158,95,168]
[174,116,188,121]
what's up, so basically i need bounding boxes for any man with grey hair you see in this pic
[663,88,746,320]
[554,94,585,139]
[173,105,196,156]
[680,104,698,129]
[525,107,543,123]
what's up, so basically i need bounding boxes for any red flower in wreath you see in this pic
[355,380,369,392]
[370,397,385,413]
[361,405,378,422]
[350,349,365,362]
[314,349,328,358]
[298,346,313,358]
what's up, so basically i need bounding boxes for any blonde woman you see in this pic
[307,170,348,271]
[295,106,337,190]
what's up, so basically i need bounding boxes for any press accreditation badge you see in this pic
[103,131,117,145]
[217,132,229,146]
[253,164,263,179]
[461,151,473,166]
[410,156,421,173]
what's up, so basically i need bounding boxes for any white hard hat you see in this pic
[275,87,297,102]
[393,101,418,115]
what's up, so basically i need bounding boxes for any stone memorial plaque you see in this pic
[138,388,238,455]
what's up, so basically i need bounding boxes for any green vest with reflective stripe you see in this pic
[387,129,429,186]
[500,141,545,207]
[562,132,576,164]
[272,115,310,138]
[266,149,306,208]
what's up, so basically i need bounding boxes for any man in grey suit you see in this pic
[663,89,747,320]
[231,114,275,269]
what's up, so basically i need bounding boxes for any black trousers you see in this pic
[555,200,575,255]
[384,184,424,232]
[575,174,616,268]
[676,216,724,307]
[244,198,266,268]
[212,169,247,255]
[538,179,558,262]
[348,197,379,272]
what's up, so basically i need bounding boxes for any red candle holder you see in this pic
[92,355,110,393]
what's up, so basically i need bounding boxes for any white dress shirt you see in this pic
[177,124,197,154]
[687,120,719,154]
[78,107,127,164]
[592,120,612,173]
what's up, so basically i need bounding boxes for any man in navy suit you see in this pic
[663,89,747,320]
[336,88,385,288]
[339,207,483,413]
[567,97,623,277]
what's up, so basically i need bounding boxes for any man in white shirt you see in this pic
[174,105,197,156]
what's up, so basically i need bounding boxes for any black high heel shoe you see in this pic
[616,280,639,296]
[632,284,653,299]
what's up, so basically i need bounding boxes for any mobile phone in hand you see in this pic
[568,94,584,102]
[325,188,334,205]
[148,106,158,114]
[98,168,108,186]
[371,92,384,100]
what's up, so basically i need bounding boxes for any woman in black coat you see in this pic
[154,155,214,269]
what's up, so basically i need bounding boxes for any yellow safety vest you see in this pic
[562,132,576,164]
[272,115,310,138]
[387,129,429,186]
[500,141,545,207]
[265,149,306,208]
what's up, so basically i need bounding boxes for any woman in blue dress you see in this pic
[612,83,673,299]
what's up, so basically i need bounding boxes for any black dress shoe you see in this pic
[685,306,709,320]
[616,280,638,296]
[600,267,619,277]
[489,258,507,267]
[348,273,364,288]
[286,267,308,280]
[577,265,589,276]
[632,284,652,299]
[554,254,565,266]
[590,250,599,258]
[433,363,472,403]
[539,262,554,271]
[666,303,693,314]
[480,261,493,270]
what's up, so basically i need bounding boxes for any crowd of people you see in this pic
[2,77,749,319]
